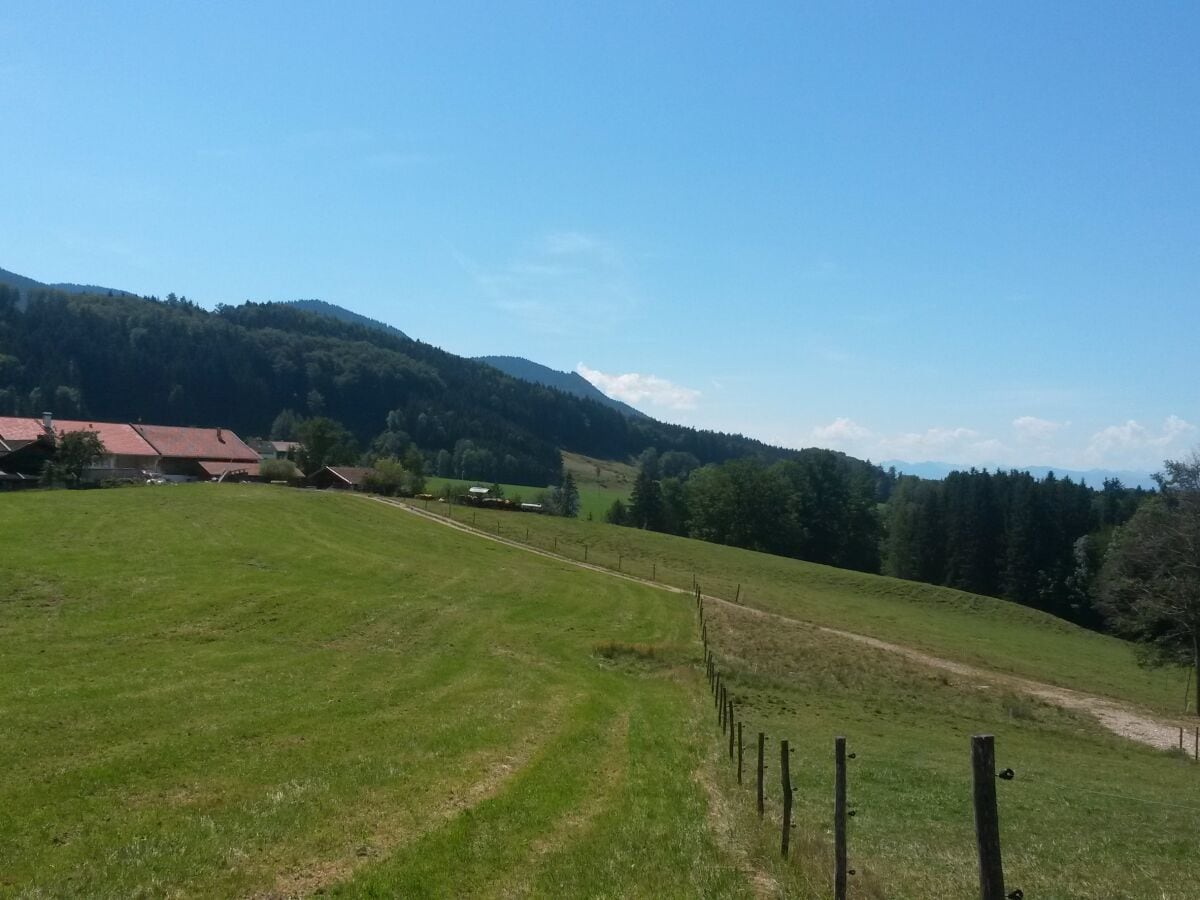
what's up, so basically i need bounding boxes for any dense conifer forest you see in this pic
[611,450,1148,630]
[0,285,794,486]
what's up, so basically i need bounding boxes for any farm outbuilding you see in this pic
[309,466,375,490]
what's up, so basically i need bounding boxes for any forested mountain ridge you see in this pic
[476,355,647,419]
[0,284,801,485]
[284,299,409,340]
[0,266,132,299]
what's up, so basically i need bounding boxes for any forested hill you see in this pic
[476,355,647,419]
[0,285,803,485]
[284,299,409,340]
[0,266,132,299]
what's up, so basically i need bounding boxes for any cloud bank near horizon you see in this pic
[806,414,1198,473]
[576,363,701,411]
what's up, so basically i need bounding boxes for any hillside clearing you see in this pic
[389,496,1190,748]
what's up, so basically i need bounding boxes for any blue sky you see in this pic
[3,2,1198,474]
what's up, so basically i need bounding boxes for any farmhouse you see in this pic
[133,423,260,478]
[0,414,261,483]
[0,414,159,481]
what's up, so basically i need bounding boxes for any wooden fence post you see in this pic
[618,553,622,571]
[971,734,1006,900]
[584,545,588,562]
[473,511,477,525]
[757,732,765,818]
[737,721,744,784]
[728,700,735,759]
[735,583,741,603]
[652,562,656,581]
[834,736,848,900]
[1194,727,1198,761]
[526,526,529,541]
[780,739,792,857]
[553,536,557,552]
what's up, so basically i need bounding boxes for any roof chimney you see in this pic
[42,411,53,433]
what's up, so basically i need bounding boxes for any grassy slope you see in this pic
[417,502,1189,717]
[6,486,1198,898]
[0,486,743,898]
[700,599,1200,899]
[405,501,1200,898]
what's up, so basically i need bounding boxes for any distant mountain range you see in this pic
[284,299,408,341]
[475,356,647,419]
[881,459,1157,490]
[0,266,133,299]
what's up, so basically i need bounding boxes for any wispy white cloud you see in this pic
[1012,415,1069,442]
[577,363,700,411]
[458,231,639,336]
[1084,415,1197,466]
[812,417,872,442]
[879,427,1007,464]
[541,230,619,262]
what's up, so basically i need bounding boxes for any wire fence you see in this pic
[404,495,1200,898]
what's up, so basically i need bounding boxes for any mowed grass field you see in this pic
[0,486,743,898]
[5,485,1199,898]
[407,500,1200,897]
[419,504,1193,716]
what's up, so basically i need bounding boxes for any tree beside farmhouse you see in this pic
[44,430,106,487]
[1099,451,1200,715]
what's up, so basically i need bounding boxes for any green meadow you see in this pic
[2,484,1196,897]
[1,486,736,898]
[422,502,1191,716]
[430,451,632,524]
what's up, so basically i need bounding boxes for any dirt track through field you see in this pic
[369,497,1191,752]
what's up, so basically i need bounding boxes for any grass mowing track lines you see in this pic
[0,485,740,897]
[5,484,1199,897]
[395,494,1200,898]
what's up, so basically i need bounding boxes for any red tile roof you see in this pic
[0,417,157,456]
[0,417,50,446]
[197,460,261,477]
[134,424,259,462]
[53,420,159,457]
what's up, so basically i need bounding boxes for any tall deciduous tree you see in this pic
[45,430,106,487]
[296,417,358,474]
[1099,452,1200,714]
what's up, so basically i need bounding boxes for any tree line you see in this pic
[609,448,1151,630]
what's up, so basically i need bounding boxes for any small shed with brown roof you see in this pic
[309,466,375,490]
